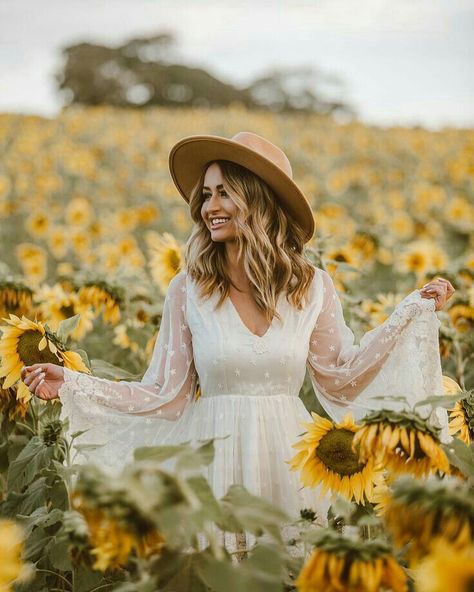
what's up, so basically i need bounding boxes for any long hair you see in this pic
[184,159,315,324]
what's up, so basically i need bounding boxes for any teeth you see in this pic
[211,218,230,225]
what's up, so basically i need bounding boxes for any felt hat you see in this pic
[168,131,315,242]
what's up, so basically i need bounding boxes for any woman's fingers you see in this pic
[23,366,45,387]
[27,370,46,393]
[35,379,50,400]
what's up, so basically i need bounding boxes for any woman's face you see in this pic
[200,162,238,242]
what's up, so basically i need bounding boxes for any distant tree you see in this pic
[56,32,353,116]
[245,65,355,117]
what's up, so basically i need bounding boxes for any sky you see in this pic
[0,0,473,129]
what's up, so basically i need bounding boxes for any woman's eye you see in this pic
[202,191,227,200]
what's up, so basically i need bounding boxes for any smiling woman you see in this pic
[21,131,452,557]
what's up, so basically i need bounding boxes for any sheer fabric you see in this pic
[306,269,445,424]
[58,266,446,553]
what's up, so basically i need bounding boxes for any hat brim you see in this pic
[168,135,314,242]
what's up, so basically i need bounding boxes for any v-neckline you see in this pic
[226,294,278,339]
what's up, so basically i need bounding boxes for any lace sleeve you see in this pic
[58,271,199,474]
[58,271,197,420]
[307,268,446,423]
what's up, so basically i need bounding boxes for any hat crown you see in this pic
[231,132,293,179]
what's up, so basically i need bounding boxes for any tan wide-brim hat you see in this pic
[168,131,315,242]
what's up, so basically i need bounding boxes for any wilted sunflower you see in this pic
[383,476,474,563]
[0,519,32,591]
[0,314,90,407]
[287,413,384,504]
[0,279,33,319]
[414,540,474,592]
[78,281,123,325]
[146,231,183,294]
[353,409,450,478]
[295,528,407,592]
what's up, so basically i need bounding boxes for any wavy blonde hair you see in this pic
[184,160,315,324]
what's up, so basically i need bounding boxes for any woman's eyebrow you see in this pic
[202,184,224,190]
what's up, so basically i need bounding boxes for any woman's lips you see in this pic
[210,218,230,229]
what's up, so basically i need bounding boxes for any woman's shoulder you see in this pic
[167,270,188,296]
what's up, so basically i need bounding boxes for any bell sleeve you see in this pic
[307,268,447,428]
[58,270,198,473]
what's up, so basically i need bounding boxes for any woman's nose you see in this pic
[206,192,221,209]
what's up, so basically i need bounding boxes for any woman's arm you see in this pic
[23,271,198,421]
[306,268,438,410]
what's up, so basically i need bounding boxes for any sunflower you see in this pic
[78,281,123,325]
[414,540,474,592]
[146,231,183,294]
[287,413,384,504]
[0,384,29,420]
[383,476,474,563]
[324,246,360,277]
[352,409,450,478]
[72,493,166,571]
[34,283,95,341]
[25,212,50,237]
[443,376,474,445]
[0,519,32,591]
[15,243,47,285]
[0,279,33,319]
[448,303,474,334]
[349,232,377,264]
[113,324,139,353]
[295,528,407,592]
[396,241,432,277]
[360,291,407,327]
[0,315,90,408]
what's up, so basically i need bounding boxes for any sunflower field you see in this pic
[0,105,473,591]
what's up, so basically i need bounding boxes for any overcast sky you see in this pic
[1,0,473,129]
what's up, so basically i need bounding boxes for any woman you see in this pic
[21,131,454,549]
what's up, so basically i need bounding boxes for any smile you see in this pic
[210,217,230,229]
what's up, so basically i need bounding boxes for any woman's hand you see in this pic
[20,363,65,400]
[419,277,455,311]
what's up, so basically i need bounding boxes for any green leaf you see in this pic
[443,439,474,479]
[23,526,54,562]
[185,474,222,522]
[56,314,81,343]
[91,358,141,380]
[48,534,73,571]
[161,552,213,592]
[415,392,468,409]
[73,565,115,592]
[134,442,193,463]
[1,477,49,517]
[175,439,217,471]
[219,484,289,541]
[7,436,54,491]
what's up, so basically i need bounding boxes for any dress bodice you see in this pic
[186,272,323,399]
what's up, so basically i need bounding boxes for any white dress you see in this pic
[58,266,445,550]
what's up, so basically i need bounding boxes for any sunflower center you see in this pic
[18,330,58,366]
[316,428,365,476]
[60,304,75,318]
